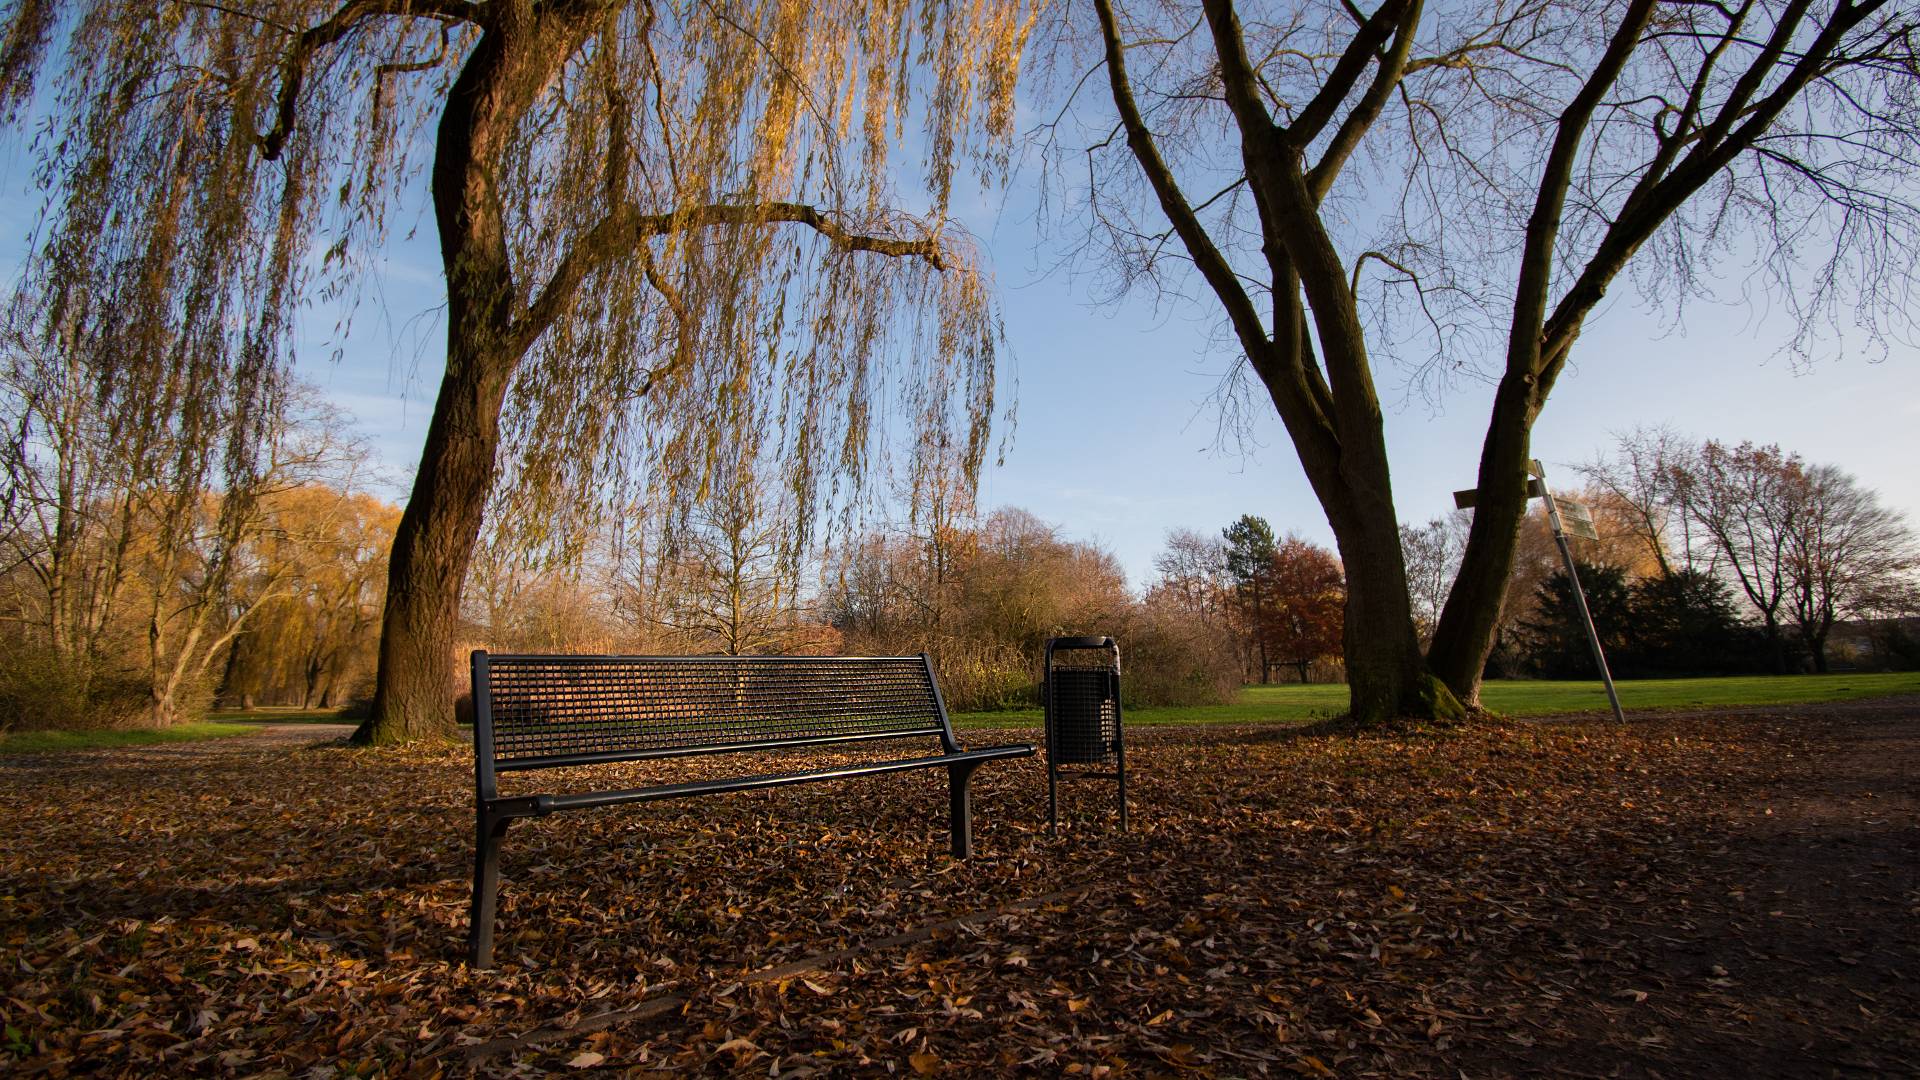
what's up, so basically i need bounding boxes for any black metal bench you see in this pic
[467,650,1034,968]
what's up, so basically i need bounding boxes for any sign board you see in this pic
[1453,477,1548,510]
[1554,497,1600,541]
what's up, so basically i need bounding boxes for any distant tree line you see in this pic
[0,345,398,731]
[470,507,1244,714]
[1401,429,1920,681]
[1153,517,1347,686]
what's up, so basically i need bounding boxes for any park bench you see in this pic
[467,650,1034,968]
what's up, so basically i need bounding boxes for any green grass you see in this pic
[0,721,263,755]
[953,671,1920,730]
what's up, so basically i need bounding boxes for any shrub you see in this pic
[0,637,152,733]
[1114,599,1239,707]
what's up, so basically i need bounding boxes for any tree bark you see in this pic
[357,20,525,745]
[1425,373,1540,699]
[1763,615,1788,674]
[1321,478,1431,723]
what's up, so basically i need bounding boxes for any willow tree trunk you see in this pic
[356,23,530,746]
[362,345,508,743]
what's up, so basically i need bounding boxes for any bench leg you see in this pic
[469,810,514,969]
[947,761,983,859]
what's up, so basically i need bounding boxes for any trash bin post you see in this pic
[1043,636,1126,833]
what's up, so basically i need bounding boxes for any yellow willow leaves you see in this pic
[5,0,1045,578]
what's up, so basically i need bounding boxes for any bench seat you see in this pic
[467,650,1034,968]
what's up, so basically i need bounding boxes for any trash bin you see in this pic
[1044,636,1126,832]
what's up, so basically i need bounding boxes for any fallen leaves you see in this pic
[0,706,1914,1076]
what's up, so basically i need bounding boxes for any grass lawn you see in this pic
[0,721,262,755]
[954,670,1920,729]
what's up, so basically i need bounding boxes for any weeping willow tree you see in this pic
[0,0,1036,744]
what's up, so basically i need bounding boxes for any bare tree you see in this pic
[652,467,802,656]
[2,0,1038,743]
[1577,426,1708,578]
[1679,440,1804,671]
[1151,528,1231,624]
[1784,464,1918,671]
[1400,513,1467,646]
[1064,0,1920,722]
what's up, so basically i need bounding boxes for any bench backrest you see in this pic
[471,651,959,795]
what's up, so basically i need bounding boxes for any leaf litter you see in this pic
[1,701,1915,1077]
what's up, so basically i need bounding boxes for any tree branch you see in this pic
[258,0,480,160]
[1537,0,1888,377]
[1290,0,1413,144]
[1308,0,1422,199]
[1504,0,1659,379]
[1093,0,1272,357]
[513,202,950,352]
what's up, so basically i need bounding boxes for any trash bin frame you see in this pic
[1044,635,1126,833]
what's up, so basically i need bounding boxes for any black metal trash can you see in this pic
[1044,636,1125,832]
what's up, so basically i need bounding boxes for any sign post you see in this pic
[1454,461,1626,722]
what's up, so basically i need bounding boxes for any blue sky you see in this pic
[6,99,1916,594]
[259,179,1920,591]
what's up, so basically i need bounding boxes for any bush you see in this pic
[927,639,1036,713]
[1114,599,1239,708]
[0,637,152,733]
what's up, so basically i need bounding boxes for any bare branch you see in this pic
[258,0,480,160]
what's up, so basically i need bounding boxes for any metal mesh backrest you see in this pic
[1048,665,1119,766]
[482,655,946,768]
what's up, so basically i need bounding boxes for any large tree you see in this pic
[1072,0,1919,722]
[1264,534,1345,683]
[1785,465,1919,672]
[1221,514,1280,682]
[2,0,1036,743]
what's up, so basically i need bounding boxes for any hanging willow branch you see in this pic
[2,0,1040,577]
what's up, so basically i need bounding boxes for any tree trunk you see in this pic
[217,635,247,707]
[357,332,513,744]
[1327,499,1433,723]
[1427,372,1539,702]
[356,24,527,746]
[1762,615,1787,673]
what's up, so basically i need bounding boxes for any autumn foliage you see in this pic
[2,702,1914,1073]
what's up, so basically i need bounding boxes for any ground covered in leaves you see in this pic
[3,699,1915,1078]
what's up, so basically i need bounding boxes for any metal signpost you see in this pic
[1454,461,1626,723]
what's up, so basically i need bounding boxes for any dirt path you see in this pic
[1462,696,1920,1077]
[245,721,359,745]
